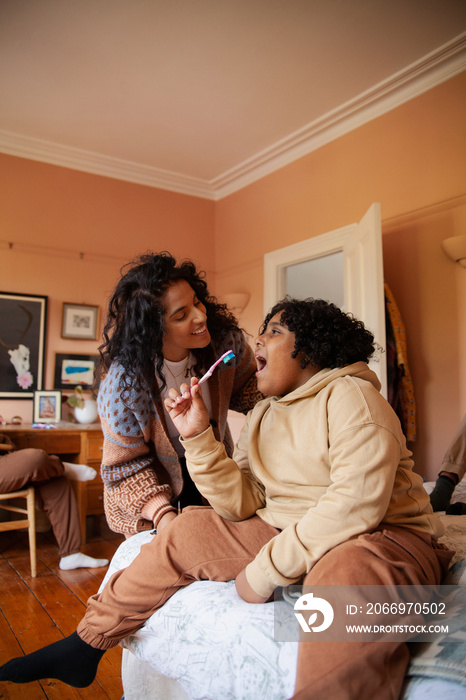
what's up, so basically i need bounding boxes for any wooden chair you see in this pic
[0,443,37,577]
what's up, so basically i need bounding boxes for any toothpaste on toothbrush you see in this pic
[198,351,235,385]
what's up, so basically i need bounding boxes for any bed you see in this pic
[99,480,466,700]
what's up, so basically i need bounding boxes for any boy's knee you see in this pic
[305,535,383,586]
[163,507,216,545]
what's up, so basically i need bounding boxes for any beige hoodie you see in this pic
[183,361,443,597]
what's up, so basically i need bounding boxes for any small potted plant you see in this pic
[67,385,98,424]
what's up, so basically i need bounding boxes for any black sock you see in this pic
[446,501,466,515]
[0,632,105,688]
[429,475,456,511]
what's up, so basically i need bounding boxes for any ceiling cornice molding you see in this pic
[0,33,464,201]
[0,131,216,199]
[212,33,466,199]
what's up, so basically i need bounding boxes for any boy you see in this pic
[0,298,452,699]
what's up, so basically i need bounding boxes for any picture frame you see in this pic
[33,390,62,424]
[61,302,100,340]
[0,291,48,399]
[53,352,99,390]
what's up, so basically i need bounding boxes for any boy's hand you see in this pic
[235,568,271,604]
[164,377,210,440]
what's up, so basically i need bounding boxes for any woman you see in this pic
[96,251,261,536]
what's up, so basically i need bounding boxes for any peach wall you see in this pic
[215,72,466,480]
[382,199,466,477]
[0,156,216,265]
[0,156,215,421]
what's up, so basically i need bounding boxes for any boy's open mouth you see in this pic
[255,355,267,373]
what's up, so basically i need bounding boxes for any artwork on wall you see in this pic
[54,353,99,390]
[61,302,100,340]
[33,390,62,424]
[0,291,48,399]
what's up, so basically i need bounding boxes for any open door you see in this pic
[264,203,387,397]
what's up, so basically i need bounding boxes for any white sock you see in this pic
[62,462,97,482]
[59,552,109,570]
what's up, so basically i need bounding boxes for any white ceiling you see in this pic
[1,0,465,199]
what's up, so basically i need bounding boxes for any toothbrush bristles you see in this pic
[198,351,235,384]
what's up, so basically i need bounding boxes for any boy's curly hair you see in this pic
[260,297,375,369]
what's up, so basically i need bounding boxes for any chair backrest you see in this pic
[0,487,37,577]
[0,435,15,452]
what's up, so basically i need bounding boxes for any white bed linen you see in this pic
[101,533,297,700]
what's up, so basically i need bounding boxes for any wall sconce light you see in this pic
[223,292,251,315]
[442,236,466,268]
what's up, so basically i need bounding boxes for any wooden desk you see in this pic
[0,422,104,544]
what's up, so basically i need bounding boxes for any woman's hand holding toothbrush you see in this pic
[164,378,210,440]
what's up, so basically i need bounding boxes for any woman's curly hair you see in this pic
[260,297,375,369]
[97,251,238,397]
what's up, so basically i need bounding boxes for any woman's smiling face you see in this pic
[162,279,211,361]
[254,312,319,397]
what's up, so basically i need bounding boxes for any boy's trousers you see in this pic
[293,525,452,700]
[77,506,452,700]
[0,448,82,557]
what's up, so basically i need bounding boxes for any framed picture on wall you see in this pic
[0,291,48,399]
[54,353,99,390]
[33,390,62,424]
[61,302,100,340]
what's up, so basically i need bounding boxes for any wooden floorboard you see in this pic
[0,516,125,700]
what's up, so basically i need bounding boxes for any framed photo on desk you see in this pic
[33,390,62,424]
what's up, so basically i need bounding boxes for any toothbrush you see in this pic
[198,351,235,385]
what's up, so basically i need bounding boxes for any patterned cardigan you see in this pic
[97,329,261,535]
